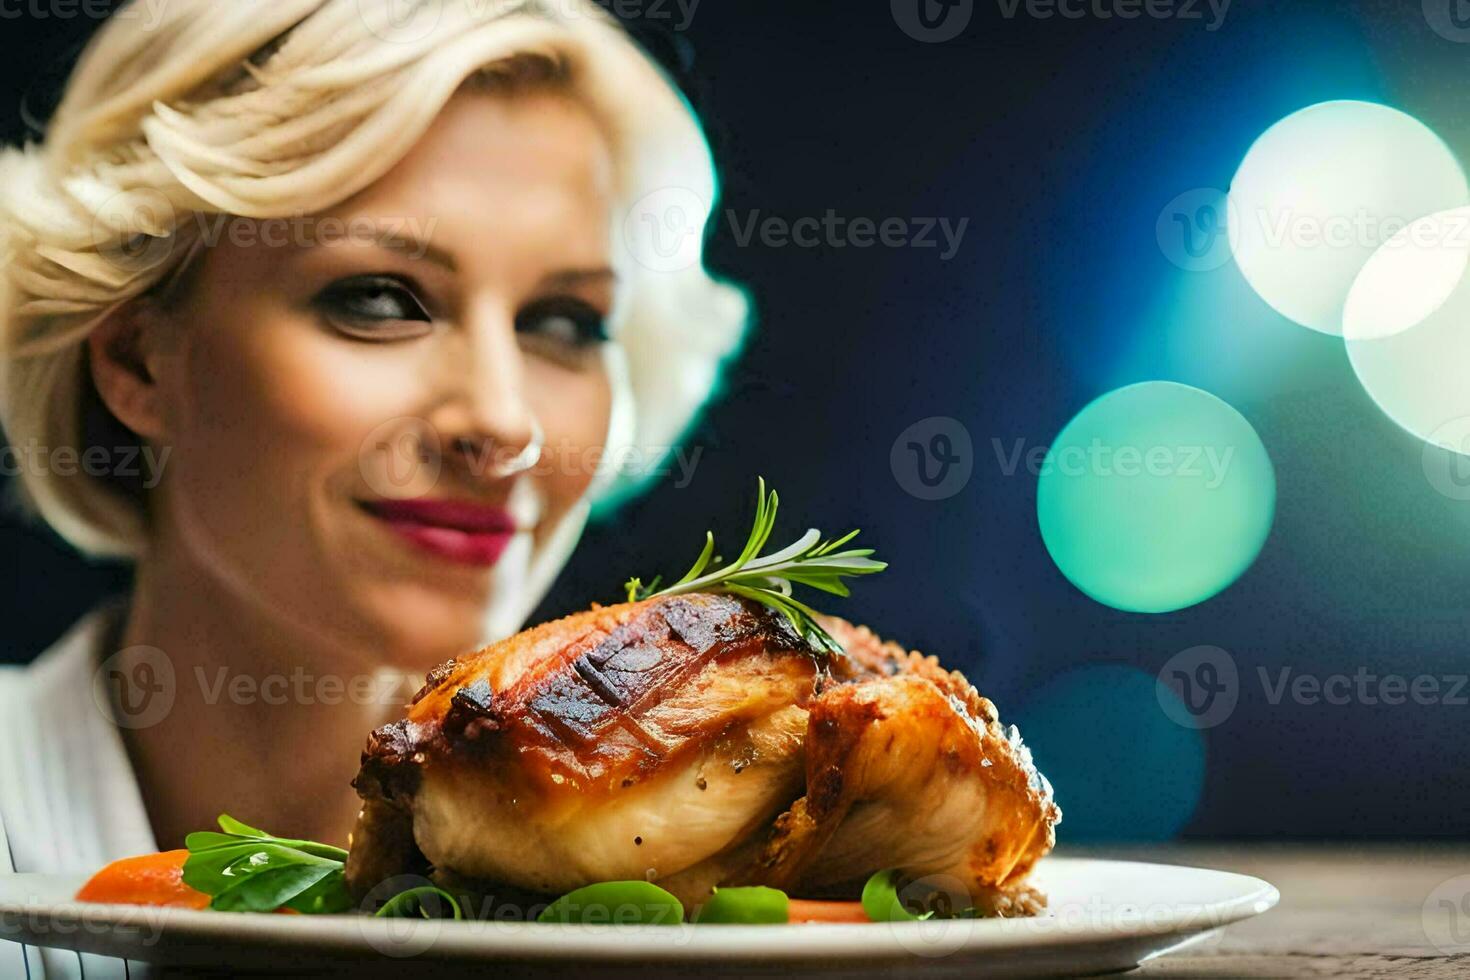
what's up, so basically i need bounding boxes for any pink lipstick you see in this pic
[360,498,518,567]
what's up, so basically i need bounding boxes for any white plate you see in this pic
[0,857,1277,978]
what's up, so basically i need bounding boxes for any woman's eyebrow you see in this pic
[377,232,456,272]
[539,267,617,289]
[310,231,613,290]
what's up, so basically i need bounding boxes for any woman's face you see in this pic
[143,88,616,665]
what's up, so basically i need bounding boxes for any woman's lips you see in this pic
[360,498,519,567]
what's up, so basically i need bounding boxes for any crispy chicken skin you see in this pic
[346,594,1059,913]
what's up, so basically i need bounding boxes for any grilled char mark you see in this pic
[361,594,821,794]
[444,678,499,741]
[354,719,420,805]
[510,594,814,779]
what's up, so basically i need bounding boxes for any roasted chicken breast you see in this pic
[346,593,1059,913]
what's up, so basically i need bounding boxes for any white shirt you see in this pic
[0,606,159,979]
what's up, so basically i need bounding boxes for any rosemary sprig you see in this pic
[623,478,886,651]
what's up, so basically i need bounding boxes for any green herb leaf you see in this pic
[210,863,342,914]
[537,881,684,925]
[861,869,923,922]
[622,479,886,651]
[693,886,789,924]
[184,814,354,915]
[373,886,463,920]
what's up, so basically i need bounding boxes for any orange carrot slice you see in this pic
[786,899,870,923]
[76,850,210,909]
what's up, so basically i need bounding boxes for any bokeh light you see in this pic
[1037,382,1276,614]
[1341,206,1470,342]
[1347,235,1470,455]
[1012,665,1206,842]
[1228,100,1468,335]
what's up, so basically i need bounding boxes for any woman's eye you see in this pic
[315,276,433,340]
[516,298,609,352]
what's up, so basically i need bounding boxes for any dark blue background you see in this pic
[3,0,1466,840]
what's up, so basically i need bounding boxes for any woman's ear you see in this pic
[87,299,169,441]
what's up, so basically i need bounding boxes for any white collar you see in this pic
[0,606,159,875]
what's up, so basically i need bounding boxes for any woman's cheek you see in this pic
[194,322,427,469]
[528,358,613,519]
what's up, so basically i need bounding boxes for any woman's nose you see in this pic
[428,308,540,480]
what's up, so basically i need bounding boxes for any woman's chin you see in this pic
[338,578,493,670]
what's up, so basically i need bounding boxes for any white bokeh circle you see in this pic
[1228,100,1468,335]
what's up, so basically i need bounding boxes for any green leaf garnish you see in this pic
[622,478,886,652]
[373,886,463,920]
[693,885,789,924]
[861,869,922,922]
[184,813,454,918]
[537,881,684,925]
[860,868,985,921]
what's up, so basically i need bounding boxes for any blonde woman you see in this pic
[0,0,743,910]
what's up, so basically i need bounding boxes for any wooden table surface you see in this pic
[1075,844,1470,978]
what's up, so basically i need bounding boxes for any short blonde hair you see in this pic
[0,0,747,557]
